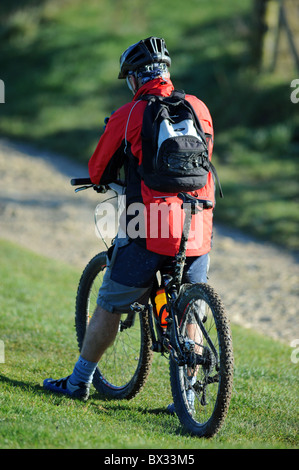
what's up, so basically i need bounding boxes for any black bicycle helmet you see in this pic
[118,36,171,79]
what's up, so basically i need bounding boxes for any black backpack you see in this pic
[138,90,223,196]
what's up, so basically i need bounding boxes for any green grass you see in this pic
[0,239,298,449]
[0,0,298,250]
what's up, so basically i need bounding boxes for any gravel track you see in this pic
[0,138,298,344]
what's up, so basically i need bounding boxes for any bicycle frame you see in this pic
[130,192,213,368]
[71,178,213,368]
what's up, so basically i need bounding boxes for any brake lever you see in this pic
[74,185,94,193]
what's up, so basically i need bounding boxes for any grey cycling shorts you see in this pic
[97,237,209,314]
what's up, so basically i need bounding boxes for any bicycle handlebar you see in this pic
[70,177,126,194]
[70,178,213,209]
[70,178,126,188]
[70,177,92,186]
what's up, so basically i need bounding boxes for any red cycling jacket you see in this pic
[88,78,215,257]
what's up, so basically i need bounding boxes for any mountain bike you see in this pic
[71,177,234,438]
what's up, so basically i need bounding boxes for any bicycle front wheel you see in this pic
[169,283,234,437]
[75,252,153,400]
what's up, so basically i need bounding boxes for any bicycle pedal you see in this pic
[130,302,146,313]
[184,340,195,352]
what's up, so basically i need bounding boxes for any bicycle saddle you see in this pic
[177,192,213,210]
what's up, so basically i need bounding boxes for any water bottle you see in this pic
[154,288,168,327]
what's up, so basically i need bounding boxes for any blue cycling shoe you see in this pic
[43,375,90,401]
[167,379,196,415]
[167,403,176,414]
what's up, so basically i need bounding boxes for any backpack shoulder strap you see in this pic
[139,94,160,103]
[169,89,186,100]
[139,89,185,103]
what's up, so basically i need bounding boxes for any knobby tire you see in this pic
[169,283,234,437]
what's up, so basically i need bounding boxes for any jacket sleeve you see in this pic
[88,105,131,184]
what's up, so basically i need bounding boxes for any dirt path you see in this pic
[0,138,298,344]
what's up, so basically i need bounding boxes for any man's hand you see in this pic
[103,111,115,130]
[93,185,108,193]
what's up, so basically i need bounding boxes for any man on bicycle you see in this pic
[44,37,215,406]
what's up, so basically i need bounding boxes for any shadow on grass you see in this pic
[0,372,170,416]
[88,396,185,437]
[0,373,44,394]
[0,373,186,436]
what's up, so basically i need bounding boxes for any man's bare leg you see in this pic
[80,305,121,363]
[43,306,121,397]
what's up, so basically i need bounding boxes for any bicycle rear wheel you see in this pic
[169,283,234,437]
[75,252,153,399]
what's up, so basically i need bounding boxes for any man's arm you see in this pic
[88,104,131,184]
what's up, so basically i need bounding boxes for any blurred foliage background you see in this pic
[0,0,298,249]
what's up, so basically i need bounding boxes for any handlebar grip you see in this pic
[203,200,213,209]
[70,177,92,186]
